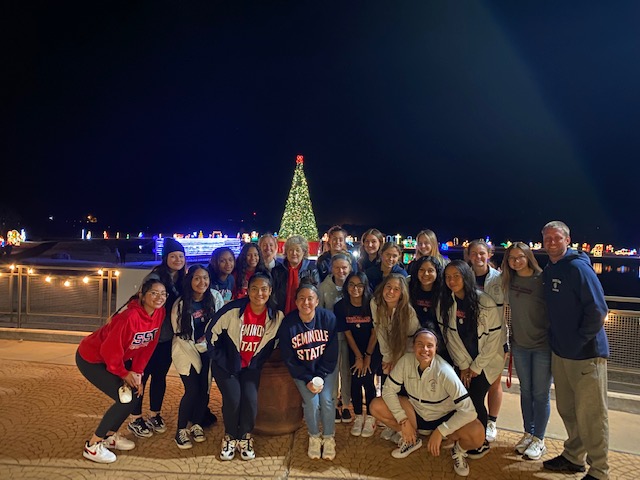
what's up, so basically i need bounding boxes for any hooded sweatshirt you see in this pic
[78,300,165,378]
[543,249,609,360]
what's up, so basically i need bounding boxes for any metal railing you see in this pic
[1,263,639,373]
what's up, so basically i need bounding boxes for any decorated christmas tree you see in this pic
[278,155,319,241]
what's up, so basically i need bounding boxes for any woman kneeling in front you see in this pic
[369,329,484,477]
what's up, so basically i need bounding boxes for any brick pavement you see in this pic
[0,358,638,479]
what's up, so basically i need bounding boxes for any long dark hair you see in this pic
[247,272,279,320]
[149,254,186,301]
[235,243,266,285]
[439,260,480,337]
[342,271,372,315]
[208,246,235,279]
[112,278,165,318]
[409,256,443,300]
[177,264,219,340]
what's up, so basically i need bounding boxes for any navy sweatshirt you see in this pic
[543,249,609,360]
[278,307,339,384]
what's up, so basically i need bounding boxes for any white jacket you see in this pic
[171,289,224,376]
[438,290,505,384]
[383,353,477,438]
[483,267,508,347]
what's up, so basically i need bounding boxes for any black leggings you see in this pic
[76,351,139,438]
[467,371,491,429]
[211,362,261,440]
[177,355,210,430]
[351,371,376,415]
[132,340,172,415]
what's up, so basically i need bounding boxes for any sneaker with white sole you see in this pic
[467,440,490,459]
[350,415,364,436]
[190,424,205,443]
[451,441,470,476]
[515,432,534,455]
[361,415,376,438]
[523,436,546,460]
[380,426,395,441]
[485,420,497,443]
[220,435,237,460]
[392,437,423,459]
[341,408,353,423]
[104,432,135,451]
[83,440,117,463]
[128,417,152,438]
[322,436,336,460]
[308,435,322,460]
[146,414,167,433]
[238,435,256,461]
[175,428,192,449]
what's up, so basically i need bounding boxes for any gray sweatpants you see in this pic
[552,353,609,479]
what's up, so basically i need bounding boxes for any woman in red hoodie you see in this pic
[76,278,167,464]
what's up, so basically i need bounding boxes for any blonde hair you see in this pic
[373,273,414,365]
[415,229,445,265]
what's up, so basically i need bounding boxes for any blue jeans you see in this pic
[512,344,552,439]
[293,368,338,437]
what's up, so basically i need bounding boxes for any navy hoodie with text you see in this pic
[543,249,609,360]
[278,307,339,384]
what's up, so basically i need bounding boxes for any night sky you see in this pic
[3,1,639,246]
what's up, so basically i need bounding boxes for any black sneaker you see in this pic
[543,455,586,473]
[146,414,167,433]
[127,417,152,438]
[467,440,490,459]
[174,428,192,450]
[335,409,341,424]
[341,408,353,423]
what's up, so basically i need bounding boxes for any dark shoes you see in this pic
[543,455,586,473]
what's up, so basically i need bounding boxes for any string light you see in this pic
[82,276,89,284]
[63,280,71,287]
[45,276,52,283]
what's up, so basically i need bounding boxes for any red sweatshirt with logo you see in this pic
[78,300,165,378]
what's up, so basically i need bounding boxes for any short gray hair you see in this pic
[284,235,309,258]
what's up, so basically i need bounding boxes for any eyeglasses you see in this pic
[508,255,527,262]
[149,290,168,298]
[348,283,365,289]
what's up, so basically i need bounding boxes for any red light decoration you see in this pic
[296,155,304,164]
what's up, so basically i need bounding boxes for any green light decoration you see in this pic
[278,155,319,241]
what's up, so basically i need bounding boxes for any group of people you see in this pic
[75,221,610,480]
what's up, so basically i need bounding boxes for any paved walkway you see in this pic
[0,339,638,479]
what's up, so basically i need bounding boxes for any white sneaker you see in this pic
[322,436,336,460]
[308,435,322,460]
[515,432,534,455]
[451,441,469,476]
[391,437,422,459]
[238,435,256,461]
[190,424,206,443]
[350,415,364,436]
[380,426,395,441]
[83,441,116,463]
[523,436,546,460]
[361,415,376,438]
[220,435,236,460]
[104,432,135,451]
[485,420,497,443]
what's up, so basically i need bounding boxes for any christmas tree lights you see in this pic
[278,155,319,241]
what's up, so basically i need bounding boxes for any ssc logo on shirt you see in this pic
[131,328,159,349]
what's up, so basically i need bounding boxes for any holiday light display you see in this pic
[278,155,319,241]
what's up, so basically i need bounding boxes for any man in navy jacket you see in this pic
[541,221,609,480]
